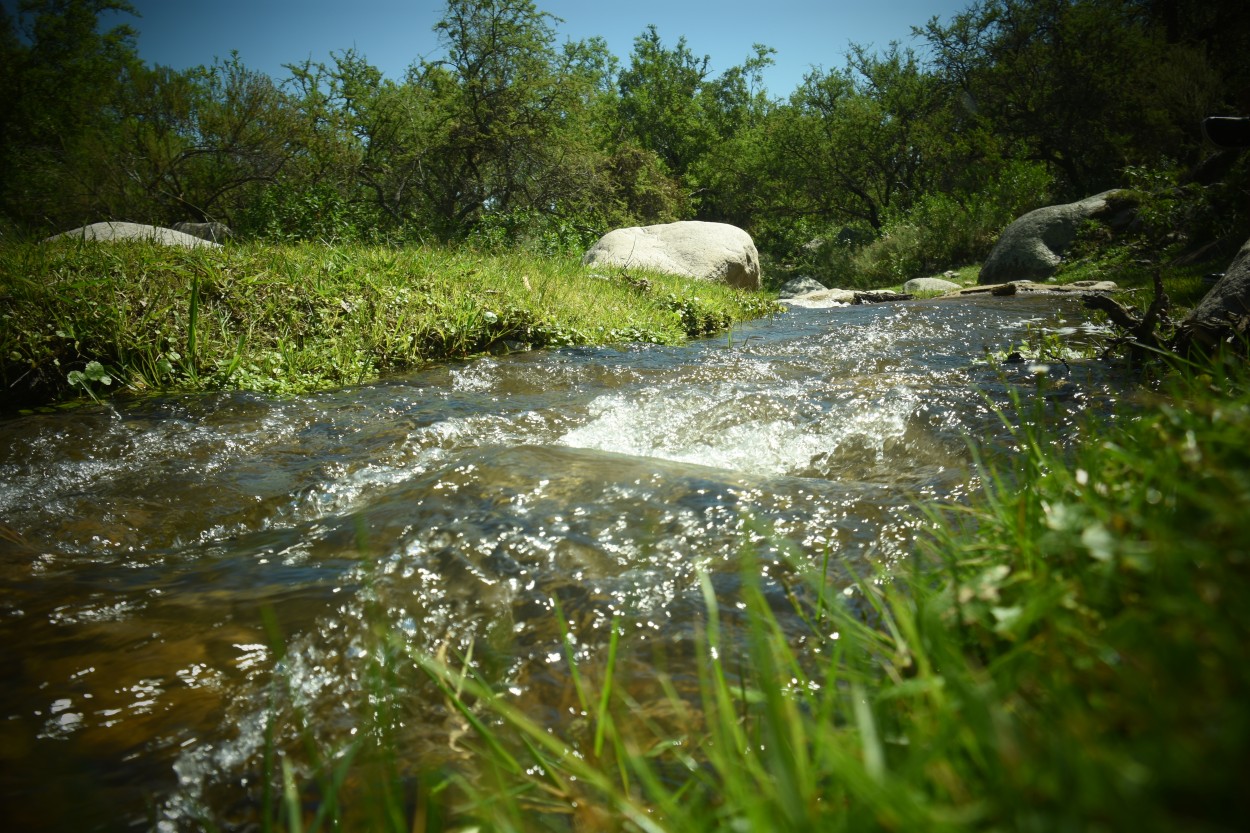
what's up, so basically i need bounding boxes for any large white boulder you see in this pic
[583,221,760,290]
[45,221,222,249]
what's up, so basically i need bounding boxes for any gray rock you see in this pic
[45,222,222,249]
[780,288,914,307]
[978,191,1126,284]
[1178,234,1250,355]
[853,290,913,304]
[172,221,233,243]
[778,276,827,298]
[958,279,1118,296]
[583,221,760,289]
[902,277,960,294]
[779,288,857,308]
[1066,280,1119,292]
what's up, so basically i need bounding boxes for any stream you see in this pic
[0,294,1126,830]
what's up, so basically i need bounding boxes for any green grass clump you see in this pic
[0,241,778,410]
[247,357,1250,832]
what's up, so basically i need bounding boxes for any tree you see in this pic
[690,43,777,227]
[277,49,426,236]
[769,44,947,233]
[617,26,715,182]
[413,0,570,236]
[919,0,1211,196]
[1,0,143,231]
[138,54,295,225]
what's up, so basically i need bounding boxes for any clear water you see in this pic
[0,295,1123,830]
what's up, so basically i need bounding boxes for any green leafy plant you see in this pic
[65,360,113,403]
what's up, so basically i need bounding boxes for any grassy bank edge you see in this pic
[0,241,781,412]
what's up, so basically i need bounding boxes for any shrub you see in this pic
[237,182,381,244]
[802,160,1056,289]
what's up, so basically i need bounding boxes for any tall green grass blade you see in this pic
[281,757,304,833]
[851,682,884,783]
[592,616,619,758]
[186,267,201,382]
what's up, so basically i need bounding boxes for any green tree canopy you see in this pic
[1,0,143,230]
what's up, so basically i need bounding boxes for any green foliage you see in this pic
[240,182,379,244]
[65,359,113,403]
[465,208,599,257]
[800,158,1054,289]
[919,0,1220,197]
[2,0,1247,272]
[1053,158,1250,313]
[617,25,715,181]
[418,0,592,236]
[769,44,950,236]
[906,365,1250,829]
[0,0,143,229]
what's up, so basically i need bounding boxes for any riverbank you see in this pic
[0,241,779,411]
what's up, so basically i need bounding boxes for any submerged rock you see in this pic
[778,276,827,298]
[780,288,857,308]
[780,288,913,307]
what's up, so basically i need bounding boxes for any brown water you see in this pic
[0,295,1124,830]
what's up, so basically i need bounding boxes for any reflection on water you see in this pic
[0,295,1123,830]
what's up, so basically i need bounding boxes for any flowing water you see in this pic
[0,294,1125,830]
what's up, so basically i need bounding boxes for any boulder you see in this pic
[1176,234,1250,355]
[778,276,826,298]
[978,191,1127,284]
[583,221,760,289]
[903,277,960,294]
[45,221,221,249]
[780,288,856,308]
[172,221,233,243]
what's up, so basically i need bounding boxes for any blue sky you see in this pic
[56,0,972,97]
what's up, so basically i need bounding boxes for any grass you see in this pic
[243,351,1250,832]
[1054,246,1215,311]
[0,240,779,410]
